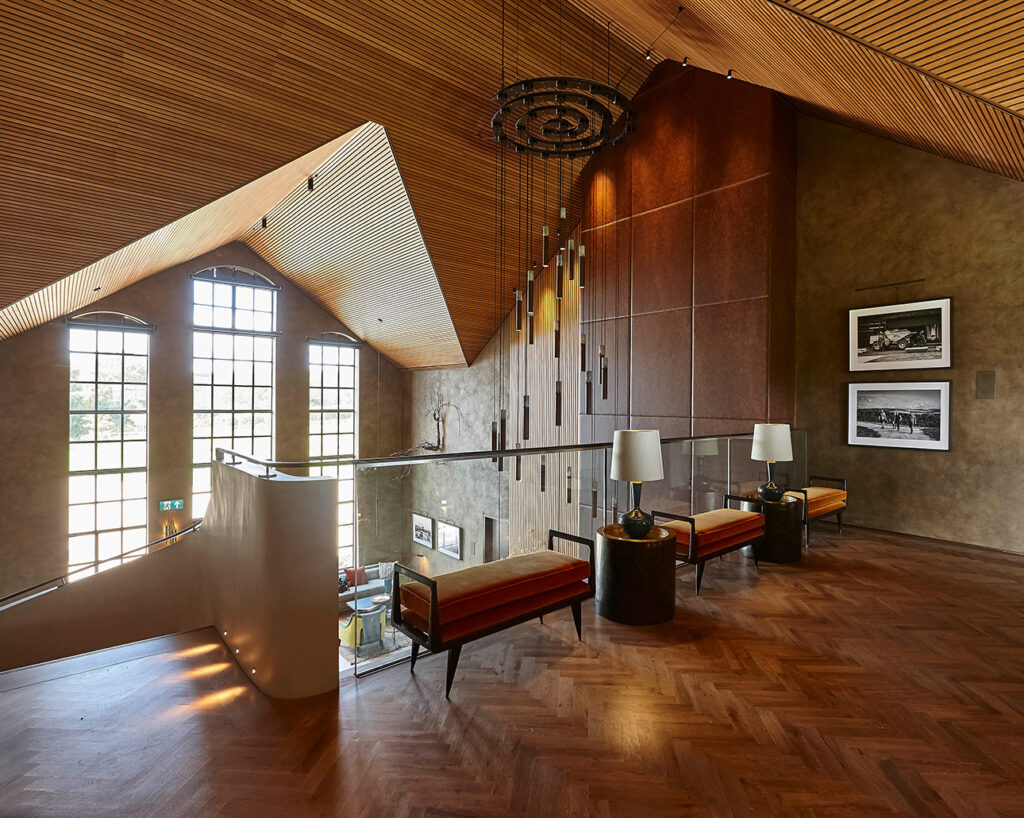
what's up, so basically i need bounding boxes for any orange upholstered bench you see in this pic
[785,475,847,545]
[392,530,594,697]
[653,494,767,593]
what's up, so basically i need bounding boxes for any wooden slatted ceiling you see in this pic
[570,0,1024,183]
[242,124,462,368]
[782,0,1024,112]
[1,0,647,364]
[0,122,464,368]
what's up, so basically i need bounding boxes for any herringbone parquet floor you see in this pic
[3,526,1024,817]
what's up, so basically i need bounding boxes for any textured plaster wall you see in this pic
[0,242,405,598]
[393,323,510,577]
[796,115,1024,553]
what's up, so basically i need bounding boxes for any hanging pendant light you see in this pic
[580,331,586,372]
[555,254,564,299]
[598,345,606,386]
[491,420,498,463]
[514,288,523,331]
[601,349,609,400]
[566,466,572,504]
[578,244,586,289]
[515,443,522,481]
[528,312,535,345]
[526,270,535,315]
[567,239,575,279]
[558,207,567,250]
[585,371,592,414]
[591,480,598,519]
[523,394,530,440]
[555,379,562,426]
[540,455,547,492]
[554,318,561,359]
[541,226,550,267]
[499,408,507,451]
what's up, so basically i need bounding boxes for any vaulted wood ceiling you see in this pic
[1,0,645,365]
[4,0,1024,366]
[572,0,1024,182]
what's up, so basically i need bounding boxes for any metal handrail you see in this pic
[215,431,756,473]
[0,519,203,609]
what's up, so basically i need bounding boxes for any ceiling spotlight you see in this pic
[307,177,314,191]
[261,216,267,229]
[645,49,651,60]
[682,57,689,66]
[726,69,734,79]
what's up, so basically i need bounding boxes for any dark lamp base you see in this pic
[620,507,654,539]
[758,481,786,502]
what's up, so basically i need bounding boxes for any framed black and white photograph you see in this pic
[412,513,433,548]
[848,382,950,451]
[849,298,951,372]
[436,521,461,559]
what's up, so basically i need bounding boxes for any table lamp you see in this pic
[751,423,792,502]
[610,429,664,538]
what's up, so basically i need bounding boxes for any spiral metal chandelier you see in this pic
[490,77,634,159]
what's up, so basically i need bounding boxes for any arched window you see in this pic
[191,267,279,516]
[67,312,153,577]
[308,332,360,568]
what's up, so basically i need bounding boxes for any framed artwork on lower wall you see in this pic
[848,381,951,451]
[412,513,433,548]
[437,521,461,560]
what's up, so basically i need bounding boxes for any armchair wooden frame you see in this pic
[789,475,847,546]
[391,530,595,697]
[653,494,767,594]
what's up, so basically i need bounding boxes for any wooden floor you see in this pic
[3,526,1024,817]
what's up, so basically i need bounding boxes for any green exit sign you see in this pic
[159,499,184,511]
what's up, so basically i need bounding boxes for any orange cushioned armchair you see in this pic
[786,475,847,545]
[653,494,767,594]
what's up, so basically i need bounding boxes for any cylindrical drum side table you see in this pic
[595,524,676,625]
[751,495,802,563]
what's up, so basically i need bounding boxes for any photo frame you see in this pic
[436,521,462,560]
[849,298,951,372]
[412,513,433,548]
[848,381,951,451]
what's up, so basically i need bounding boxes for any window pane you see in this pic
[69,504,95,534]
[253,289,273,312]
[69,443,95,472]
[194,385,212,411]
[69,474,95,504]
[213,333,233,359]
[96,384,122,410]
[123,441,146,469]
[194,280,213,305]
[97,331,122,353]
[70,352,96,382]
[97,354,122,382]
[70,328,97,352]
[193,467,211,493]
[124,355,147,383]
[97,530,121,560]
[124,414,147,440]
[96,501,121,531]
[96,413,122,441]
[97,442,122,470]
[213,283,233,307]
[124,332,148,355]
[70,383,95,411]
[124,385,147,411]
[96,472,121,502]
[194,332,213,358]
[123,471,146,500]
[235,286,254,310]
[70,414,95,442]
[69,534,95,565]
[123,499,146,528]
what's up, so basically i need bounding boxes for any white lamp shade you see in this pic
[692,438,720,457]
[610,429,664,482]
[751,423,793,462]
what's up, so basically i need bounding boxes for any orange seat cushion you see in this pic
[402,581,590,644]
[661,508,765,547]
[786,487,847,519]
[400,551,590,628]
[689,527,765,560]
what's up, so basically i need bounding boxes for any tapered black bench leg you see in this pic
[837,511,843,533]
[445,645,462,698]
[571,599,582,640]
[695,562,705,594]
[410,642,419,673]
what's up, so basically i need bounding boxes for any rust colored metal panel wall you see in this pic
[578,63,796,447]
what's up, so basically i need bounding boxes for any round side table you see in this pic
[749,495,802,563]
[595,524,676,625]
